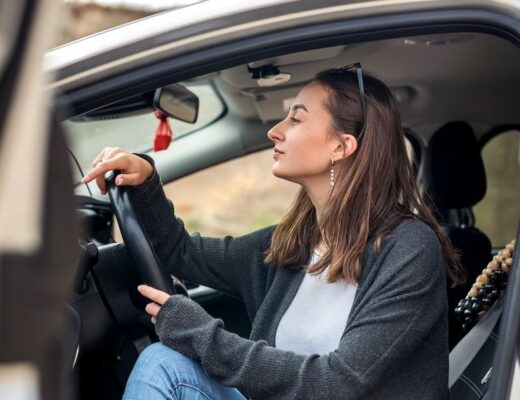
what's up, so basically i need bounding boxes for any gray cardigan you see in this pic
[129,161,449,400]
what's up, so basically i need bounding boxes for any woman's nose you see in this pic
[267,121,284,142]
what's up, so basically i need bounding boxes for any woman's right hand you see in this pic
[81,147,154,195]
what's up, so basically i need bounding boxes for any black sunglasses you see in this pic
[329,62,367,143]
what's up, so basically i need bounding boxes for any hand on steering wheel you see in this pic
[81,147,153,193]
[81,147,189,299]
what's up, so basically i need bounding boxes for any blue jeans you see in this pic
[123,342,247,400]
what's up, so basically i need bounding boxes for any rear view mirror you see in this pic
[71,83,199,123]
[154,84,199,123]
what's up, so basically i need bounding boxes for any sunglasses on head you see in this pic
[328,62,367,143]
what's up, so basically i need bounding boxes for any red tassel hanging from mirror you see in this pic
[154,111,173,152]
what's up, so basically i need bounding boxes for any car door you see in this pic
[0,1,78,400]
[44,1,520,399]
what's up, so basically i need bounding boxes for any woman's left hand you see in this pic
[138,284,171,325]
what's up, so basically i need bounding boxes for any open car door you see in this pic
[0,1,78,399]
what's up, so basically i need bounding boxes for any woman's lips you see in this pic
[273,148,284,159]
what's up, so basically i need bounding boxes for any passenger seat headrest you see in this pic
[424,121,486,210]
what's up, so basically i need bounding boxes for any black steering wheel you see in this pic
[105,170,189,297]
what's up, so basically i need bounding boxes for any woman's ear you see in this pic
[331,133,358,161]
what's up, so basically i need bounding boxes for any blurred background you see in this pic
[58,0,203,46]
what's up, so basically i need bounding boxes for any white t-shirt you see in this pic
[275,250,357,356]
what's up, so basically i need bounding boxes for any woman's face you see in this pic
[267,83,338,187]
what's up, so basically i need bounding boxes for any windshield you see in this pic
[64,82,224,184]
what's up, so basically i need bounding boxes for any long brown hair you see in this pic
[264,68,464,286]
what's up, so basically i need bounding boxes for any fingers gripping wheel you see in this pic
[105,170,189,297]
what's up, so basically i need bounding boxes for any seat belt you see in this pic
[449,295,504,387]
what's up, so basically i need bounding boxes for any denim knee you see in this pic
[134,342,201,380]
[139,342,193,368]
[124,342,247,400]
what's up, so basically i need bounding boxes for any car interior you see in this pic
[63,29,520,400]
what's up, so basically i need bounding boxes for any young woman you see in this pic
[81,64,462,400]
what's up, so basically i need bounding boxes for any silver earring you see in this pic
[330,158,335,187]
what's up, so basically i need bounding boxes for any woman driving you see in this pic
[81,64,462,400]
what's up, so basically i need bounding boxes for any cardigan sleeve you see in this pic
[155,221,448,400]
[127,154,273,301]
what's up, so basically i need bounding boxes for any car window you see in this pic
[473,129,520,246]
[63,82,224,183]
[163,148,299,236]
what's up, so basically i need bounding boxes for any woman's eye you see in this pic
[290,117,300,124]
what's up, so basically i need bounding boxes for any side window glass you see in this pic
[473,130,520,246]
[163,149,299,236]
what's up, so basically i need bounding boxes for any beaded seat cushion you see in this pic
[455,239,516,332]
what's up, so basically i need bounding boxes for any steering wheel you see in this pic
[105,170,189,297]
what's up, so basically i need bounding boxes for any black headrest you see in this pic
[424,121,486,209]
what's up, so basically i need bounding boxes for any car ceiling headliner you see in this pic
[207,31,520,141]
